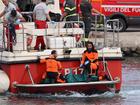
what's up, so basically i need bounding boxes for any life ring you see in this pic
[0,70,10,93]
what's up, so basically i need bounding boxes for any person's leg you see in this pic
[56,73,66,83]
[34,20,47,50]
[40,21,47,49]
[6,28,13,52]
[83,17,91,38]
[47,72,58,83]
[34,36,41,50]
[90,63,98,75]
[47,72,54,84]
[40,36,46,50]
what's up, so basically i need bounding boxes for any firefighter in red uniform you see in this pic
[60,0,78,28]
[80,41,99,76]
[33,0,52,50]
[39,50,65,83]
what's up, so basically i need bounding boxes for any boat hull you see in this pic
[1,58,122,94]
[15,81,119,94]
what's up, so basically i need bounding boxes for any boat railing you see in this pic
[2,22,26,52]
[90,14,120,49]
[1,17,120,53]
[26,21,85,51]
[0,21,5,52]
[105,19,120,47]
[2,21,85,52]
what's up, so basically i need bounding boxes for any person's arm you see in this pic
[44,5,52,22]
[94,52,98,60]
[33,12,36,21]
[86,1,103,15]
[33,6,36,21]
[3,12,9,26]
[19,16,25,22]
[9,0,20,11]
[60,12,67,21]
[14,12,26,24]
[46,14,52,22]
[60,4,70,21]
[92,8,100,14]
[81,53,86,65]
[0,11,6,18]
[91,52,98,63]
[92,8,104,16]
[40,59,46,63]
[57,61,62,72]
[17,12,26,22]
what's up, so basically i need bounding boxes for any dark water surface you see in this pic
[1,57,140,105]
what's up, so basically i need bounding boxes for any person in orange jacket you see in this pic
[39,50,65,83]
[80,41,99,76]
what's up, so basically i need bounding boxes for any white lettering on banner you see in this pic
[104,7,120,12]
[102,5,140,13]
[104,7,140,13]
[120,8,131,12]
[132,8,140,12]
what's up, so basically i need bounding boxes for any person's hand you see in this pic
[50,21,55,24]
[84,60,90,65]
[100,13,105,17]
[80,64,83,68]
[15,19,21,24]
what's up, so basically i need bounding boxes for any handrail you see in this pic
[90,14,120,48]
[1,19,120,52]
[14,77,120,87]
[20,23,25,51]
[106,19,120,47]
[13,21,85,52]
[2,22,25,52]
[2,23,11,52]
[21,12,33,14]
[0,21,6,52]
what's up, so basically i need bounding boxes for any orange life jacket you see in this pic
[40,55,62,72]
[81,50,99,66]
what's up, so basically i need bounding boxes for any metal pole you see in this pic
[3,24,6,50]
[102,48,113,81]
[25,64,35,84]
[8,24,10,51]
[21,23,25,51]
[104,15,107,47]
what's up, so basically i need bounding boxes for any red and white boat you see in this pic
[0,19,122,94]
[0,0,122,95]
